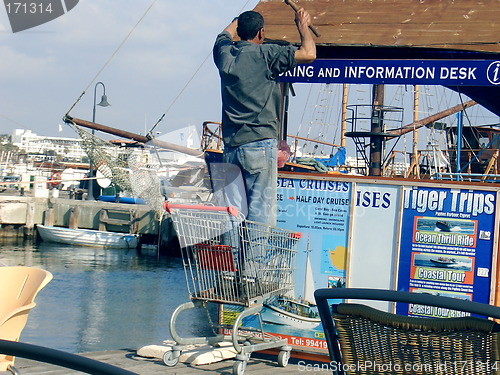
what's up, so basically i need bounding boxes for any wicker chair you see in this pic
[314,288,500,375]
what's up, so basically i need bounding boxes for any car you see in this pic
[0,175,21,192]
[2,175,21,182]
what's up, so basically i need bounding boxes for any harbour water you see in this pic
[0,239,210,354]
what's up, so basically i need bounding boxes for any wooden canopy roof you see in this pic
[254,0,500,54]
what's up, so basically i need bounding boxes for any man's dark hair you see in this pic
[237,11,264,40]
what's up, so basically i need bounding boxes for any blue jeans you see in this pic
[223,139,277,226]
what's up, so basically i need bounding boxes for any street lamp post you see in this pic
[87,81,110,200]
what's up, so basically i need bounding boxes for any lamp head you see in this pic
[97,94,111,107]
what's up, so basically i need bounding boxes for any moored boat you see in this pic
[37,224,139,249]
[430,257,457,266]
[262,295,320,329]
[262,243,320,329]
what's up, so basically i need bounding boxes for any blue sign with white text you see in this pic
[280,59,500,86]
[396,187,496,317]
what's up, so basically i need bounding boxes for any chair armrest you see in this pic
[0,302,36,327]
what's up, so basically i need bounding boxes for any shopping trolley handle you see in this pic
[163,202,239,217]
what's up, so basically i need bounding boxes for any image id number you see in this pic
[5,2,54,14]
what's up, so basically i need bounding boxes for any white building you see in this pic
[11,129,87,161]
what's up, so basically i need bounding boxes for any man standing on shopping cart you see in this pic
[213,8,316,226]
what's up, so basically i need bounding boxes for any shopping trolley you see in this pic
[163,203,301,375]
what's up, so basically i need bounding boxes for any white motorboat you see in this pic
[37,224,139,249]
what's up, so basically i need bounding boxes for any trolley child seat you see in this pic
[163,203,301,375]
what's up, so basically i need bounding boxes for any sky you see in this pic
[0,0,261,139]
[1,0,498,153]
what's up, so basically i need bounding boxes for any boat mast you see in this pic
[369,84,385,176]
[303,235,315,303]
[304,237,310,299]
[280,83,292,142]
[410,85,420,178]
[341,84,349,148]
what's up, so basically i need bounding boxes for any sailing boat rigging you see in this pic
[261,236,320,329]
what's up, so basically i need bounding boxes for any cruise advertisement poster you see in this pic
[221,177,351,351]
[396,186,496,317]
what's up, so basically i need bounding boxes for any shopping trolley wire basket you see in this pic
[163,203,302,374]
[164,203,301,306]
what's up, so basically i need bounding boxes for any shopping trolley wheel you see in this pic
[277,350,291,367]
[232,360,247,375]
[162,350,179,367]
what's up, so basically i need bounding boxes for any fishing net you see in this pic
[127,150,165,216]
[71,124,133,192]
[70,123,166,217]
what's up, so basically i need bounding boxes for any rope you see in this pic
[148,0,257,136]
[65,0,158,116]
[296,84,314,137]
[0,113,28,128]
[148,52,211,135]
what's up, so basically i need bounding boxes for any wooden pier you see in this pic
[15,349,324,374]
[0,193,159,239]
